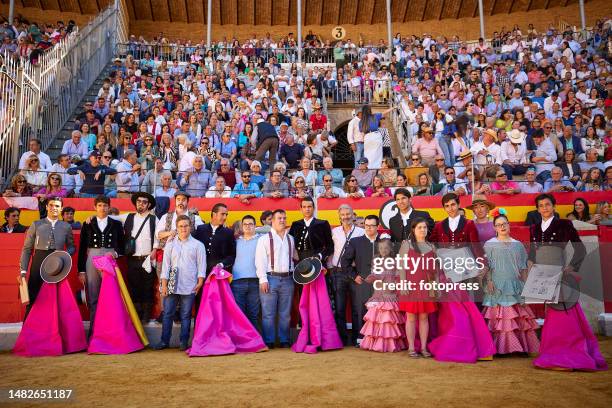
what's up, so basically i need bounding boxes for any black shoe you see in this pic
[279,342,290,348]
[265,343,275,349]
[152,342,169,350]
[179,343,188,351]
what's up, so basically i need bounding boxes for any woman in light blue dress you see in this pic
[482,211,539,355]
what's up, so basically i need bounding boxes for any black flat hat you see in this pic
[131,192,156,210]
[293,257,322,285]
[40,251,72,283]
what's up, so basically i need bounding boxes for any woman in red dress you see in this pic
[398,218,438,358]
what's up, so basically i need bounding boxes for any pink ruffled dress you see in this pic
[360,266,407,353]
[482,238,540,355]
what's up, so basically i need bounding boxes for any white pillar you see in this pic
[297,0,302,66]
[579,0,586,31]
[8,0,15,26]
[206,0,212,49]
[386,0,393,62]
[478,0,485,40]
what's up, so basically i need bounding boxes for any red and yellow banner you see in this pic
[1,192,611,227]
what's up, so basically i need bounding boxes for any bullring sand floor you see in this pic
[1,338,611,408]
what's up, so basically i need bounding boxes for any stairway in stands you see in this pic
[44,62,115,163]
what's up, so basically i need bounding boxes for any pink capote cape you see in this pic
[188,265,266,356]
[428,301,496,363]
[13,279,87,357]
[87,255,145,354]
[292,273,343,354]
[534,305,608,371]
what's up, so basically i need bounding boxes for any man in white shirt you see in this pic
[530,129,558,184]
[255,209,296,349]
[19,139,52,170]
[115,149,142,197]
[314,174,346,198]
[328,204,364,345]
[471,128,502,169]
[501,130,529,179]
[111,192,158,323]
[346,110,363,167]
[204,175,232,198]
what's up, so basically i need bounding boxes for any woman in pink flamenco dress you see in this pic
[188,265,267,357]
[528,193,607,371]
[482,212,539,355]
[360,239,407,353]
[87,254,148,354]
[428,192,495,363]
[398,219,438,358]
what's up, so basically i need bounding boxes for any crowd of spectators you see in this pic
[0,16,76,64]
[3,20,612,214]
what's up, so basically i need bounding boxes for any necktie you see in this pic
[49,224,56,250]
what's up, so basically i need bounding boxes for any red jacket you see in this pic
[430,216,488,267]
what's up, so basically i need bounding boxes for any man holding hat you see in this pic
[471,128,502,170]
[19,197,75,318]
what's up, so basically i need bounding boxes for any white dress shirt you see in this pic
[255,229,295,284]
[400,208,413,226]
[329,225,365,268]
[96,216,108,232]
[448,215,461,232]
[541,216,554,232]
[114,213,155,256]
[116,160,140,192]
[154,211,204,249]
[19,151,52,170]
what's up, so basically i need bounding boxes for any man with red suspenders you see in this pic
[255,209,296,349]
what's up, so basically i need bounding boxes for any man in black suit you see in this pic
[288,196,334,263]
[192,203,236,310]
[341,214,380,347]
[1,207,27,233]
[78,195,124,334]
[388,188,435,245]
[524,209,560,227]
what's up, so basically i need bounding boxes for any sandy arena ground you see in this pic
[1,338,611,408]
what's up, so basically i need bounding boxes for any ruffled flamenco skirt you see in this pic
[428,301,495,363]
[533,305,608,371]
[482,304,540,355]
[88,255,148,354]
[360,301,407,353]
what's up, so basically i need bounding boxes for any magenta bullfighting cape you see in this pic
[13,279,87,357]
[87,255,147,354]
[188,265,266,357]
[292,273,343,354]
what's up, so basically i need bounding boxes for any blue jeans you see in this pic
[231,278,261,331]
[436,133,453,167]
[353,142,364,167]
[79,192,100,198]
[260,275,294,344]
[536,170,551,186]
[161,293,195,346]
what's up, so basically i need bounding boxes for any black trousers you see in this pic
[329,271,353,345]
[350,277,373,344]
[24,249,55,320]
[126,256,156,304]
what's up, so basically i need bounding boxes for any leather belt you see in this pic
[267,272,290,277]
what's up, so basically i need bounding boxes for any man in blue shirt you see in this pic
[154,215,206,351]
[231,171,262,203]
[68,151,117,197]
[231,215,261,330]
